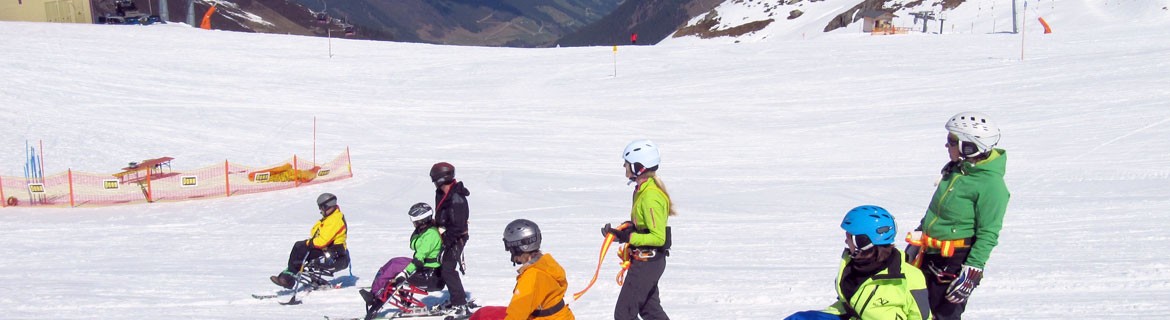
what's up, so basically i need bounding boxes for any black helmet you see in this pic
[408,202,434,227]
[317,193,338,212]
[430,162,455,187]
[502,219,542,256]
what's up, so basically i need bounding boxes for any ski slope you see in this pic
[1,1,1168,318]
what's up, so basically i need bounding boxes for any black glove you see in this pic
[602,223,633,243]
[391,272,407,289]
[941,160,961,175]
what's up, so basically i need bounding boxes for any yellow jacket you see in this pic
[506,253,574,320]
[307,208,347,249]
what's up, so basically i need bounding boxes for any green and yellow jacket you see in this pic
[824,250,930,320]
[920,149,1010,268]
[629,177,670,248]
[406,227,442,274]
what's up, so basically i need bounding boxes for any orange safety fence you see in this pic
[1,149,352,208]
[871,27,911,35]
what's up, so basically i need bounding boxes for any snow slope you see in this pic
[1,3,1169,318]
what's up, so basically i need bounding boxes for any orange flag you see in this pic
[200,5,217,30]
[1038,17,1052,34]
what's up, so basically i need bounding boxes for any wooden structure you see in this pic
[113,157,174,184]
[859,10,896,33]
[0,0,94,23]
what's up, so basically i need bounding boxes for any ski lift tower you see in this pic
[1012,0,1019,33]
[910,11,936,33]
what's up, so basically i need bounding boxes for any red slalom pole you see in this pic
[224,160,231,197]
[68,169,75,207]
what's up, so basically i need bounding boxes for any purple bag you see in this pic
[371,257,412,300]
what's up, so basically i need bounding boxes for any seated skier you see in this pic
[468,219,574,320]
[359,202,444,319]
[270,193,350,289]
[784,205,930,320]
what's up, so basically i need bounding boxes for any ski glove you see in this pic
[602,223,633,243]
[392,272,407,289]
[945,265,983,304]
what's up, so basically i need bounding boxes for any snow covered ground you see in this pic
[1,1,1168,318]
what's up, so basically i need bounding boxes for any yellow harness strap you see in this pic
[906,232,970,257]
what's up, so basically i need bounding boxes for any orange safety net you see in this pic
[1,150,352,208]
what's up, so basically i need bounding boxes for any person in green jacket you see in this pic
[905,112,1010,320]
[601,139,675,320]
[360,202,445,319]
[403,202,444,291]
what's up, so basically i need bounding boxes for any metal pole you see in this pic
[187,0,194,26]
[325,0,332,58]
[159,0,168,22]
[1020,0,1027,60]
[1012,0,1019,34]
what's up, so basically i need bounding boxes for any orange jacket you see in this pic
[506,253,574,320]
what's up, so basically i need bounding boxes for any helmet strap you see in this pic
[626,162,646,185]
[849,243,875,258]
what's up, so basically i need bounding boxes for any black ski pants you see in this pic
[922,249,971,320]
[615,256,668,320]
[286,240,322,273]
[286,240,347,273]
[440,239,467,306]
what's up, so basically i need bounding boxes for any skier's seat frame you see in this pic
[386,284,430,313]
[297,249,351,289]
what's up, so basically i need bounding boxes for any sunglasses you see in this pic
[946,134,960,147]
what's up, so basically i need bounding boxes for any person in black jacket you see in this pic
[430,162,471,317]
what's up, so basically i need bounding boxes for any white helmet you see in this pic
[407,202,433,224]
[623,139,660,176]
[945,112,1001,157]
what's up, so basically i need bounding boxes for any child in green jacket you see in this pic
[786,205,930,320]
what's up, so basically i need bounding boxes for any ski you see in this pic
[326,300,478,320]
[253,275,361,301]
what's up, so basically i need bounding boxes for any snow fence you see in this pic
[1,149,352,208]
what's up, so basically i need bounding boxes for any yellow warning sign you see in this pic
[254,172,270,182]
[103,180,119,190]
[181,176,198,187]
[28,183,45,193]
[317,169,330,177]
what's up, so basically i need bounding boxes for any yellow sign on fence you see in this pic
[317,169,330,177]
[181,176,198,187]
[104,180,119,190]
[28,183,45,193]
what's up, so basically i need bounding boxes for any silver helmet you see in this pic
[502,219,542,255]
[317,193,338,213]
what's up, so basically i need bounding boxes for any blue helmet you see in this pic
[840,205,897,247]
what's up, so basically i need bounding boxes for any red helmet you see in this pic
[430,162,455,187]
